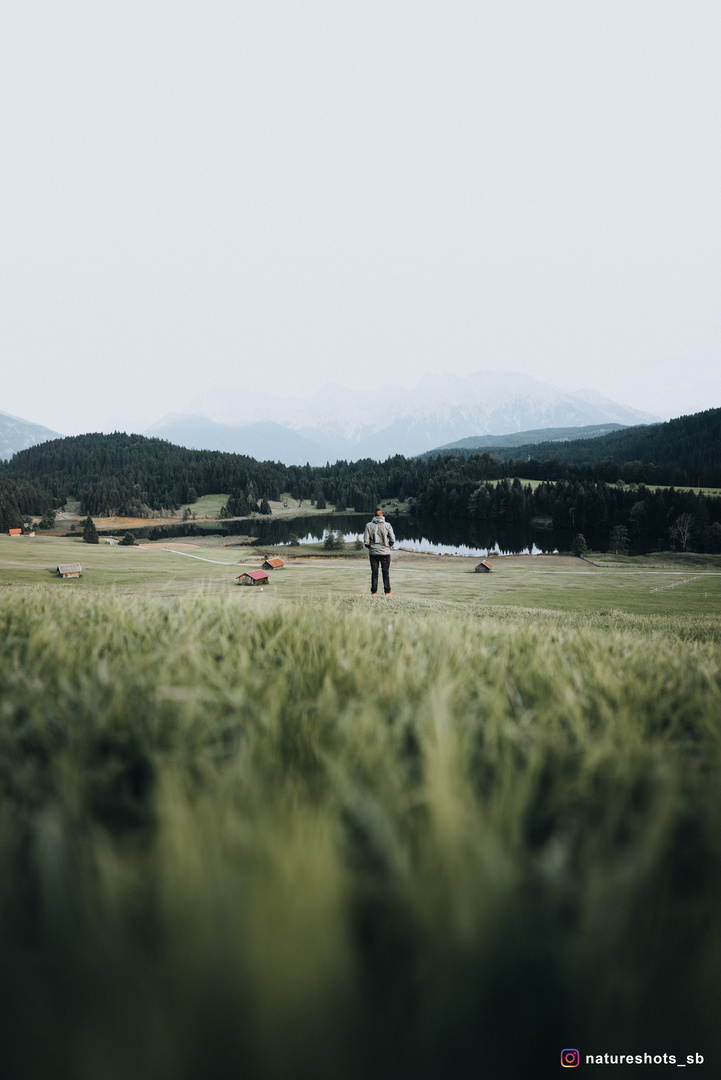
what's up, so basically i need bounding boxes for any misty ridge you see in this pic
[0,409,62,461]
[142,370,660,465]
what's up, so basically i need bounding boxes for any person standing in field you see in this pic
[363,507,395,596]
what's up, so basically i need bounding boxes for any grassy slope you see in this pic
[646,483,721,496]
[181,491,229,516]
[0,589,720,1079]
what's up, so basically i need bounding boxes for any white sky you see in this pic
[1,2,720,435]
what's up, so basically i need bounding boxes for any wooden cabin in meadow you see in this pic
[8,528,21,536]
[262,557,284,570]
[474,560,493,573]
[237,569,269,586]
[57,563,82,579]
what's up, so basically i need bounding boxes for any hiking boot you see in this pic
[385,591,392,596]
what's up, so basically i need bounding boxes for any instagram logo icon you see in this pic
[561,1049,580,1068]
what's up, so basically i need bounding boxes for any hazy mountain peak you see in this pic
[150,370,662,464]
[0,408,63,460]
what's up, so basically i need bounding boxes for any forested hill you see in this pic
[424,408,721,485]
[0,432,427,520]
[433,422,627,450]
[0,433,291,520]
[0,407,719,530]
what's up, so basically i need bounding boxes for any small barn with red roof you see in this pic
[237,569,269,586]
[262,557,285,570]
[474,560,494,573]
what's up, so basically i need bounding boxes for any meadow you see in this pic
[180,492,230,517]
[1,534,720,1078]
[2,533,720,617]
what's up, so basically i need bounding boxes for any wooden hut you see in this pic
[237,569,269,586]
[8,528,21,536]
[262,557,284,570]
[57,563,82,579]
[474,559,493,573]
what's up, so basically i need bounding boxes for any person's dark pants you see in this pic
[370,553,391,594]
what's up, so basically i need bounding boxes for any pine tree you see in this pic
[0,494,23,533]
[83,515,100,544]
[323,530,344,551]
[572,533,588,557]
[608,525,629,555]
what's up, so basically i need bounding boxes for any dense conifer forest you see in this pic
[0,407,719,551]
[414,476,721,553]
[0,432,426,519]
[425,407,721,486]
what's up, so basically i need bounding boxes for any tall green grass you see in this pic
[1,589,720,1079]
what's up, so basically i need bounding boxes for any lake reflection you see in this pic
[290,531,550,557]
[231,514,562,558]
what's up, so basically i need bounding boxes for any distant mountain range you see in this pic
[430,423,628,453]
[0,371,662,466]
[0,409,63,460]
[143,415,328,467]
[145,371,660,464]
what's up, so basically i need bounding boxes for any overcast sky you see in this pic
[1,2,720,436]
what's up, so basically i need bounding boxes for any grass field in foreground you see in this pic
[0,589,720,1079]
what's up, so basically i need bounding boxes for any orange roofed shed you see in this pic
[8,528,21,536]
[474,560,493,573]
[262,557,284,570]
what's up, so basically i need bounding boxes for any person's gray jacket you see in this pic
[363,516,395,555]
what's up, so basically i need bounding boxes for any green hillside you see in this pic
[425,407,721,486]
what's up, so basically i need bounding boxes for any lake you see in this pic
[229,513,568,558]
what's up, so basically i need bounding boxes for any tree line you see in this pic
[412,476,721,554]
[1,418,720,554]
[0,433,428,519]
[421,407,721,487]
